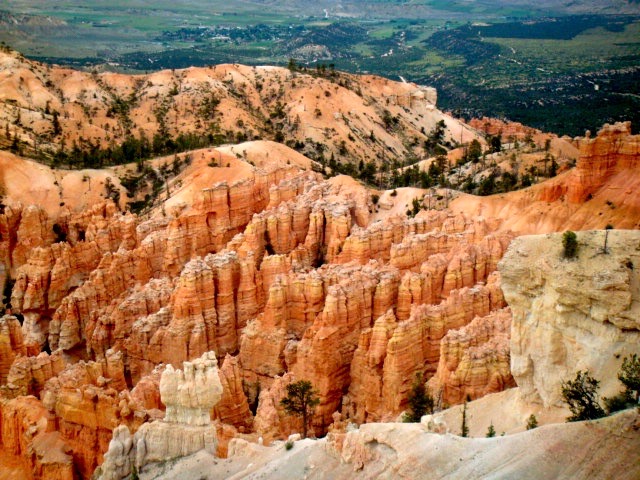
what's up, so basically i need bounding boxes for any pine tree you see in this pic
[561,370,605,422]
[486,423,496,437]
[619,354,640,403]
[403,373,434,422]
[280,380,320,439]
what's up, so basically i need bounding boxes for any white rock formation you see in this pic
[148,410,640,479]
[160,351,223,426]
[96,426,135,480]
[96,351,223,479]
[499,230,640,407]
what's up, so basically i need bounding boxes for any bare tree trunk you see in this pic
[302,410,308,439]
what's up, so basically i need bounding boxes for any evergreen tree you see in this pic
[403,373,434,422]
[526,414,538,430]
[619,354,640,403]
[52,111,61,136]
[461,396,470,437]
[561,370,605,422]
[562,231,578,259]
[467,139,482,163]
[280,380,320,439]
[486,423,496,437]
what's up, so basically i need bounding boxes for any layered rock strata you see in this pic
[427,308,515,406]
[2,157,521,475]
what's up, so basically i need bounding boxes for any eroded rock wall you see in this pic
[1,160,521,475]
[499,230,640,407]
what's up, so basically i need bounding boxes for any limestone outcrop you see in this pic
[159,351,223,426]
[499,230,640,407]
[95,351,222,480]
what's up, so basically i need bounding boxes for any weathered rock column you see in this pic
[95,351,223,479]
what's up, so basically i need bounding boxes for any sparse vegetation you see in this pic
[563,358,639,419]
[526,414,538,430]
[460,396,470,437]
[616,354,640,405]
[407,197,423,218]
[561,370,606,422]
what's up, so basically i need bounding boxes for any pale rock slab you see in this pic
[499,230,640,407]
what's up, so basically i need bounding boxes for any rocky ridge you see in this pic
[0,48,473,180]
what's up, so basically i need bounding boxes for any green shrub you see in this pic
[526,414,538,430]
[618,354,640,403]
[604,391,634,414]
[284,440,294,451]
[562,230,578,259]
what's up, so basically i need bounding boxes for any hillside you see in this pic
[0,47,475,176]
[0,49,639,480]
[451,122,640,232]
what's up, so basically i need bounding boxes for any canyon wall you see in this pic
[0,158,518,477]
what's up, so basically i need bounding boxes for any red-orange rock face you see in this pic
[535,122,640,205]
[0,316,26,384]
[346,273,505,423]
[567,122,640,203]
[468,117,540,142]
[1,163,520,476]
[426,307,515,406]
[8,121,636,478]
[0,395,75,480]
